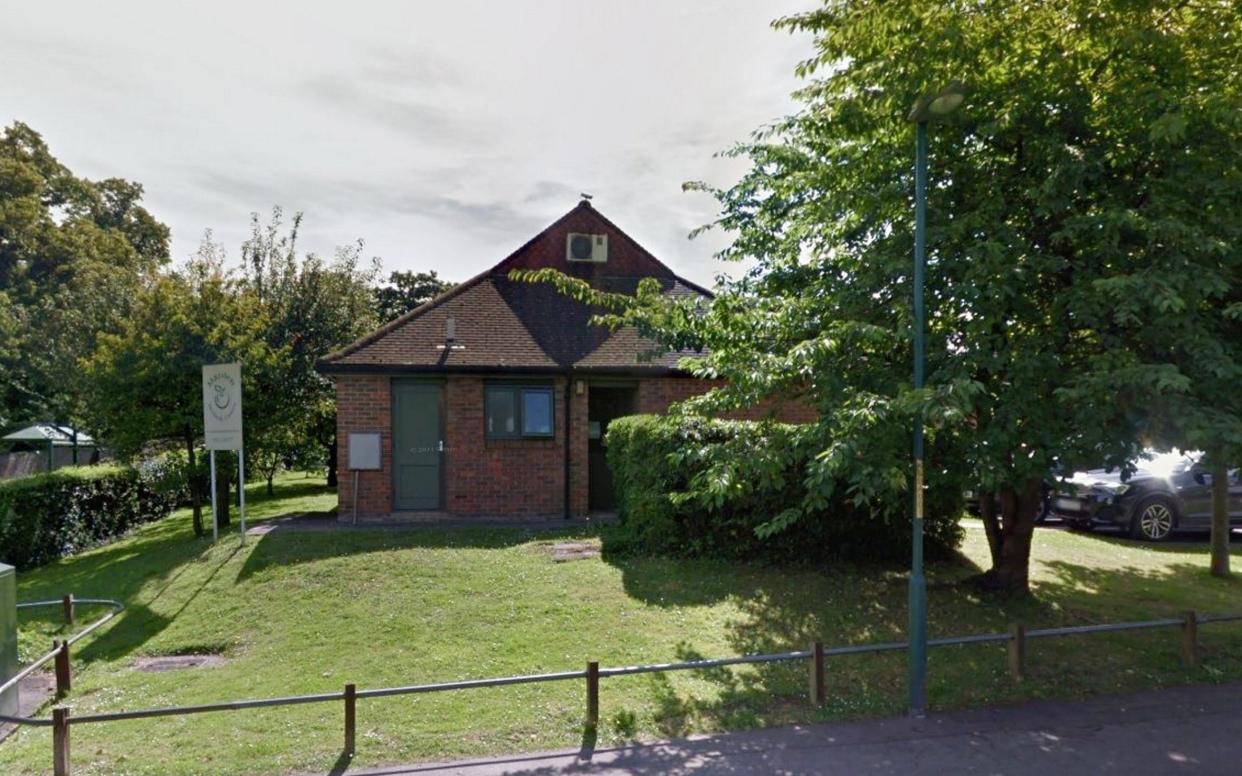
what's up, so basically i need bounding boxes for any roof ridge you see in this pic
[671,273,715,299]
[491,201,680,279]
[318,202,711,368]
[317,267,489,365]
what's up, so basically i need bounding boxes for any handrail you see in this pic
[0,596,124,728]
[0,597,123,700]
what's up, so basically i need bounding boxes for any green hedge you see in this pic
[0,465,178,570]
[605,415,962,563]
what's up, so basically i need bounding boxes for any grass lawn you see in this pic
[2,473,1241,775]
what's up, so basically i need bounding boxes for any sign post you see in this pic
[208,451,218,542]
[202,363,244,544]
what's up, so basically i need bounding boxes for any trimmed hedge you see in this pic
[0,465,178,570]
[605,414,962,563]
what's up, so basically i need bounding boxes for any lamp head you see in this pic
[908,81,968,123]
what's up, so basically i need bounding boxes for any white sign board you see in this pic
[348,432,382,471]
[202,363,243,451]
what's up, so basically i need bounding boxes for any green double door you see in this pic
[393,381,443,511]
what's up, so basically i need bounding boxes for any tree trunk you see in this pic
[326,430,338,488]
[979,477,1043,595]
[1210,462,1231,578]
[979,492,1002,568]
[184,428,204,538]
[266,474,275,496]
[215,455,231,529]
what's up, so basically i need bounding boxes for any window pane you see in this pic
[486,389,516,436]
[521,389,553,436]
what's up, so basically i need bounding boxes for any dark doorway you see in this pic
[588,385,637,511]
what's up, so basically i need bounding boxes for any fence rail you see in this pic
[0,595,123,714]
[2,595,1240,776]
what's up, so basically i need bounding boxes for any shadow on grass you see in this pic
[619,543,1242,734]
[1052,527,1242,555]
[234,524,601,582]
[590,546,997,733]
[15,521,212,663]
[14,476,324,665]
[1033,559,1242,618]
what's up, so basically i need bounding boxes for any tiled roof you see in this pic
[319,201,710,375]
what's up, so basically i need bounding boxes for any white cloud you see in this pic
[0,0,815,286]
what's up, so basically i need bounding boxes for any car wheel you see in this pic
[1034,497,1051,525]
[1131,496,1176,542]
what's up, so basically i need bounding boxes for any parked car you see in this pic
[964,485,1052,523]
[1050,450,1242,541]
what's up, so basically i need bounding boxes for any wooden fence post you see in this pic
[52,707,70,776]
[62,594,74,627]
[808,641,825,705]
[343,683,356,756]
[1181,611,1198,667]
[1007,623,1026,682]
[54,640,72,697]
[585,661,600,731]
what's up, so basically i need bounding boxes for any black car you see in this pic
[1050,451,1242,541]
[964,485,1052,523]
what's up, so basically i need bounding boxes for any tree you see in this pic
[526,1,1242,594]
[82,239,274,536]
[0,122,170,432]
[238,208,381,490]
[374,270,453,322]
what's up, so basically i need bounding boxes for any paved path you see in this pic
[336,681,1242,775]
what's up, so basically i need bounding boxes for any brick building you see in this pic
[317,200,812,518]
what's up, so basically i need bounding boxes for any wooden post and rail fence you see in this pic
[1,595,1236,776]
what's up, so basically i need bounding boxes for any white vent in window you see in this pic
[566,233,608,263]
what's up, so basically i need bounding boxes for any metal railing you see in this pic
[2,598,1239,776]
[0,595,123,715]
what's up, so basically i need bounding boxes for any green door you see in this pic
[393,381,442,510]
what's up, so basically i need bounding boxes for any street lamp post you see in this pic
[906,81,965,716]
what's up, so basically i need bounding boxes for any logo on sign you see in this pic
[205,370,238,423]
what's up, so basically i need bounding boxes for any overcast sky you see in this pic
[2,1,815,287]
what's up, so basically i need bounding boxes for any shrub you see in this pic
[136,450,194,506]
[605,414,962,563]
[0,465,178,570]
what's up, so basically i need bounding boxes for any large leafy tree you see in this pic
[530,1,1242,594]
[238,208,380,489]
[0,122,169,432]
[373,269,453,322]
[83,242,275,536]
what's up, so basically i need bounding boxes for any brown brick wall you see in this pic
[335,374,393,517]
[444,375,568,516]
[569,381,590,516]
[636,377,817,423]
[334,373,813,518]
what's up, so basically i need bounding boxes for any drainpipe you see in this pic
[563,373,572,519]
